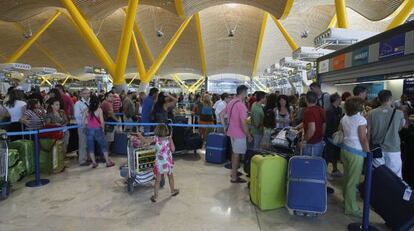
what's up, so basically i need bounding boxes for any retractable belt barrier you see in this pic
[326,139,376,231]
[104,121,223,128]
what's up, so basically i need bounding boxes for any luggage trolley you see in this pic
[0,131,9,200]
[125,137,157,193]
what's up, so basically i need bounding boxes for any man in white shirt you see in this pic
[213,93,229,133]
[73,88,90,166]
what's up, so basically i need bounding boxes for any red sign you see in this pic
[332,54,346,71]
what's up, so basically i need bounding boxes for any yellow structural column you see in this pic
[271,15,298,51]
[134,23,154,63]
[252,12,268,77]
[387,0,414,30]
[327,14,337,29]
[141,16,193,83]
[114,0,139,85]
[189,77,205,93]
[60,0,115,77]
[188,76,204,90]
[174,0,185,19]
[171,74,189,92]
[7,11,61,63]
[131,32,146,80]
[194,13,207,77]
[335,0,348,28]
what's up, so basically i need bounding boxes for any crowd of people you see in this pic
[0,82,412,210]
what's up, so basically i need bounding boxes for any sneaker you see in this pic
[331,170,343,178]
[79,162,89,167]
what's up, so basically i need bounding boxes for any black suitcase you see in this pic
[400,127,414,188]
[363,165,414,231]
[185,133,202,150]
[67,125,79,153]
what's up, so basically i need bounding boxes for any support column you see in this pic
[252,12,268,77]
[327,14,337,29]
[271,16,298,51]
[195,13,207,77]
[114,0,140,85]
[387,0,414,30]
[7,11,61,63]
[335,0,348,28]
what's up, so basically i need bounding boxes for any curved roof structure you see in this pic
[0,0,407,81]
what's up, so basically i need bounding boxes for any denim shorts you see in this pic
[303,141,325,157]
[87,128,108,154]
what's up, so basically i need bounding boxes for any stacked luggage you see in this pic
[111,132,128,155]
[172,116,202,154]
[7,149,25,185]
[8,140,35,175]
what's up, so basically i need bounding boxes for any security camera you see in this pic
[23,31,32,39]
[156,30,164,37]
[301,30,309,39]
[228,29,235,37]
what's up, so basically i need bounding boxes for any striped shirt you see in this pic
[112,93,122,113]
[24,109,44,130]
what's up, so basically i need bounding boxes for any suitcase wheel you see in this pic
[127,178,135,194]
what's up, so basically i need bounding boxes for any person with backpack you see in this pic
[262,93,277,149]
[82,95,115,168]
[368,90,405,178]
[309,82,331,110]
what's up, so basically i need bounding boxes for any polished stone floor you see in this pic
[0,151,391,231]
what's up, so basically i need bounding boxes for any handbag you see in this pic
[38,124,64,140]
[332,130,344,144]
[271,128,290,149]
[370,108,396,158]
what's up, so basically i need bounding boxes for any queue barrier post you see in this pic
[347,151,379,231]
[25,132,49,187]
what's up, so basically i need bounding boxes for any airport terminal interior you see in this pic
[0,0,414,230]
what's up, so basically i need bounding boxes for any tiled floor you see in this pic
[0,151,390,231]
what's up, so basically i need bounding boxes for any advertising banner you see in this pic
[403,78,414,102]
[379,33,405,61]
[332,54,346,71]
[352,46,369,66]
[318,59,329,73]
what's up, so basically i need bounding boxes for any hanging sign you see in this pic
[332,54,346,71]
[352,46,369,66]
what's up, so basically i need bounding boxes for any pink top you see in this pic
[87,112,101,129]
[225,97,248,138]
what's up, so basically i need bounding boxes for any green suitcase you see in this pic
[8,149,19,167]
[52,140,65,173]
[250,154,288,210]
[8,140,35,175]
[8,161,25,184]
[39,139,65,174]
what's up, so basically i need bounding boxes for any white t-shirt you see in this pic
[213,100,227,123]
[341,113,367,150]
[5,100,27,122]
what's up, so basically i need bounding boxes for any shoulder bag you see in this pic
[370,108,396,158]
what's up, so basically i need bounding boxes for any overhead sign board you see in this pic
[318,59,329,73]
[379,33,405,61]
[352,46,369,66]
[332,54,346,71]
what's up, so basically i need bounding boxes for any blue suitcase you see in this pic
[205,133,227,164]
[111,132,128,155]
[287,156,327,216]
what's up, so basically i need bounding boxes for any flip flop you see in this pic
[171,189,180,197]
[150,195,157,203]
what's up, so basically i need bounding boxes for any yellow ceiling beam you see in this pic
[113,0,140,85]
[60,0,116,77]
[188,76,204,90]
[131,32,146,81]
[171,74,189,92]
[327,14,337,29]
[335,0,349,28]
[174,0,185,19]
[252,12,268,77]
[128,73,138,86]
[41,76,53,86]
[62,74,71,85]
[134,23,154,64]
[387,0,414,30]
[189,77,205,93]
[271,15,298,51]
[7,10,61,63]
[280,0,294,20]
[141,16,193,84]
[194,13,207,77]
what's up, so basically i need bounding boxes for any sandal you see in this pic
[231,177,247,183]
[92,163,98,168]
[150,195,157,203]
[106,161,115,168]
[171,189,180,197]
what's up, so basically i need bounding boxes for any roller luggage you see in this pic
[244,149,272,177]
[287,156,327,216]
[185,133,203,150]
[67,124,79,153]
[366,165,414,231]
[111,132,128,155]
[205,133,227,164]
[250,154,287,210]
[8,140,35,175]
[52,140,65,173]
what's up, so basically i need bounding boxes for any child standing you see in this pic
[151,124,179,202]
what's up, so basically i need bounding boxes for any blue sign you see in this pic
[379,33,405,61]
[360,83,384,101]
[352,47,369,66]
